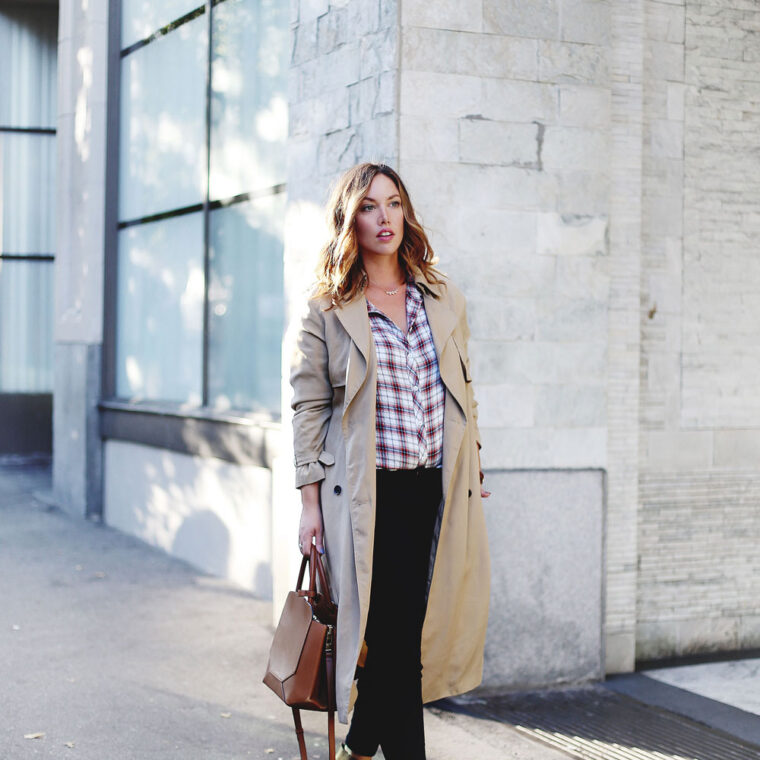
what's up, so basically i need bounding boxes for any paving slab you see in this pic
[645,658,760,716]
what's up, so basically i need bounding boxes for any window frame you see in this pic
[0,2,58,396]
[101,0,285,468]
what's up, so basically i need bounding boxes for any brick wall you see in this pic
[638,470,760,657]
[637,0,760,657]
[606,0,644,672]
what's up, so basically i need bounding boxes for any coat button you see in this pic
[334,485,342,495]
[468,489,472,497]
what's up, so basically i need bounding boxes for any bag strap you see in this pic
[292,707,307,760]
[290,549,337,760]
[289,624,336,760]
[326,624,336,760]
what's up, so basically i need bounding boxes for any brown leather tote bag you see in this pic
[263,544,337,760]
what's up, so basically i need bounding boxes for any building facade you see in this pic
[7,0,756,692]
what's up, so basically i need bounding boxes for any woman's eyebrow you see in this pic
[362,194,401,202]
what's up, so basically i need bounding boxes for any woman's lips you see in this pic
[377,230,394,239]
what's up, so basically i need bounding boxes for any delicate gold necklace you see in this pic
[369,279,404,296]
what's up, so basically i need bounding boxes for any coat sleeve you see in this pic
[289,297,334,489]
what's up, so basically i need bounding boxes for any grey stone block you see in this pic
[402,0,482,33]
[605,630,635,673]
[714,430,760,468]
[479,469,604,690]
[484,0,559,39]
[459,120,541,168]
[560,0,611,46]
[739,615,760,648]
[538,40,609,85]
[534,384,606,427]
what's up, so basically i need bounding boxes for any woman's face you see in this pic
[354,173,405,260]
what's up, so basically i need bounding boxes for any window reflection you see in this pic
[208,194,284,412]
[115,0,287,415]
[116,214,204,404]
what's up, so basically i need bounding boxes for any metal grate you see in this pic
[453,686,760,760]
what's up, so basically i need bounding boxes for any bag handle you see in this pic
[295,544,329,601]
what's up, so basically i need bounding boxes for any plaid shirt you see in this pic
[367,282,445,470]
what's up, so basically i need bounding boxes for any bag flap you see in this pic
[267,591,314,681]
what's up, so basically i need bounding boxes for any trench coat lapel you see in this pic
[417,278,467,417]
[334,294,371,414]
[416,277,468,500]
[334,278,467,421]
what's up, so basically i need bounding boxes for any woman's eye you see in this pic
[361,204,374,212]
[390,201,401,207]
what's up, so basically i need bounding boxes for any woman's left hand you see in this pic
[478,445,490,498]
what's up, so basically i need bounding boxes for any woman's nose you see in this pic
[378,206,389,224]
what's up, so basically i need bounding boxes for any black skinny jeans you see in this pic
[344,467,443,760]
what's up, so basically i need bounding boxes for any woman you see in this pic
[290,163,490,760]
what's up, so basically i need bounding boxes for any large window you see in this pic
[0,5,57,393]
[114,0,287,414]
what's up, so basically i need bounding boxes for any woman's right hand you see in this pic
[298,483,325,556]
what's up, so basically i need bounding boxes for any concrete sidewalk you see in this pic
[0,463,563,760]
[6,462,760,760]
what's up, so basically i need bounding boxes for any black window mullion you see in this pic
[0,126,56,134]
[201,0,214,408]
[102,0,124,405]
[0,253,55,261]
[120,5,205,58]
[115,186,287,230]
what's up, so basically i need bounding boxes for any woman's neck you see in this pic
[361,254,404,289]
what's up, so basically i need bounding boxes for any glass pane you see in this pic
[121,0,204,50]
[116,214,204,403]
[0,133,56,254]
[207,193,284,413]
[119,16,208,222]
[0,5,57,129]
[0,259,53,392]
[210,0,288,199]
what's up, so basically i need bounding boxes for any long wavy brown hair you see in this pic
[314,163,443,308]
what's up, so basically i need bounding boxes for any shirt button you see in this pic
[334,485,342,495]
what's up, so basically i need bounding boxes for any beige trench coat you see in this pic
[289,273,490,724]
